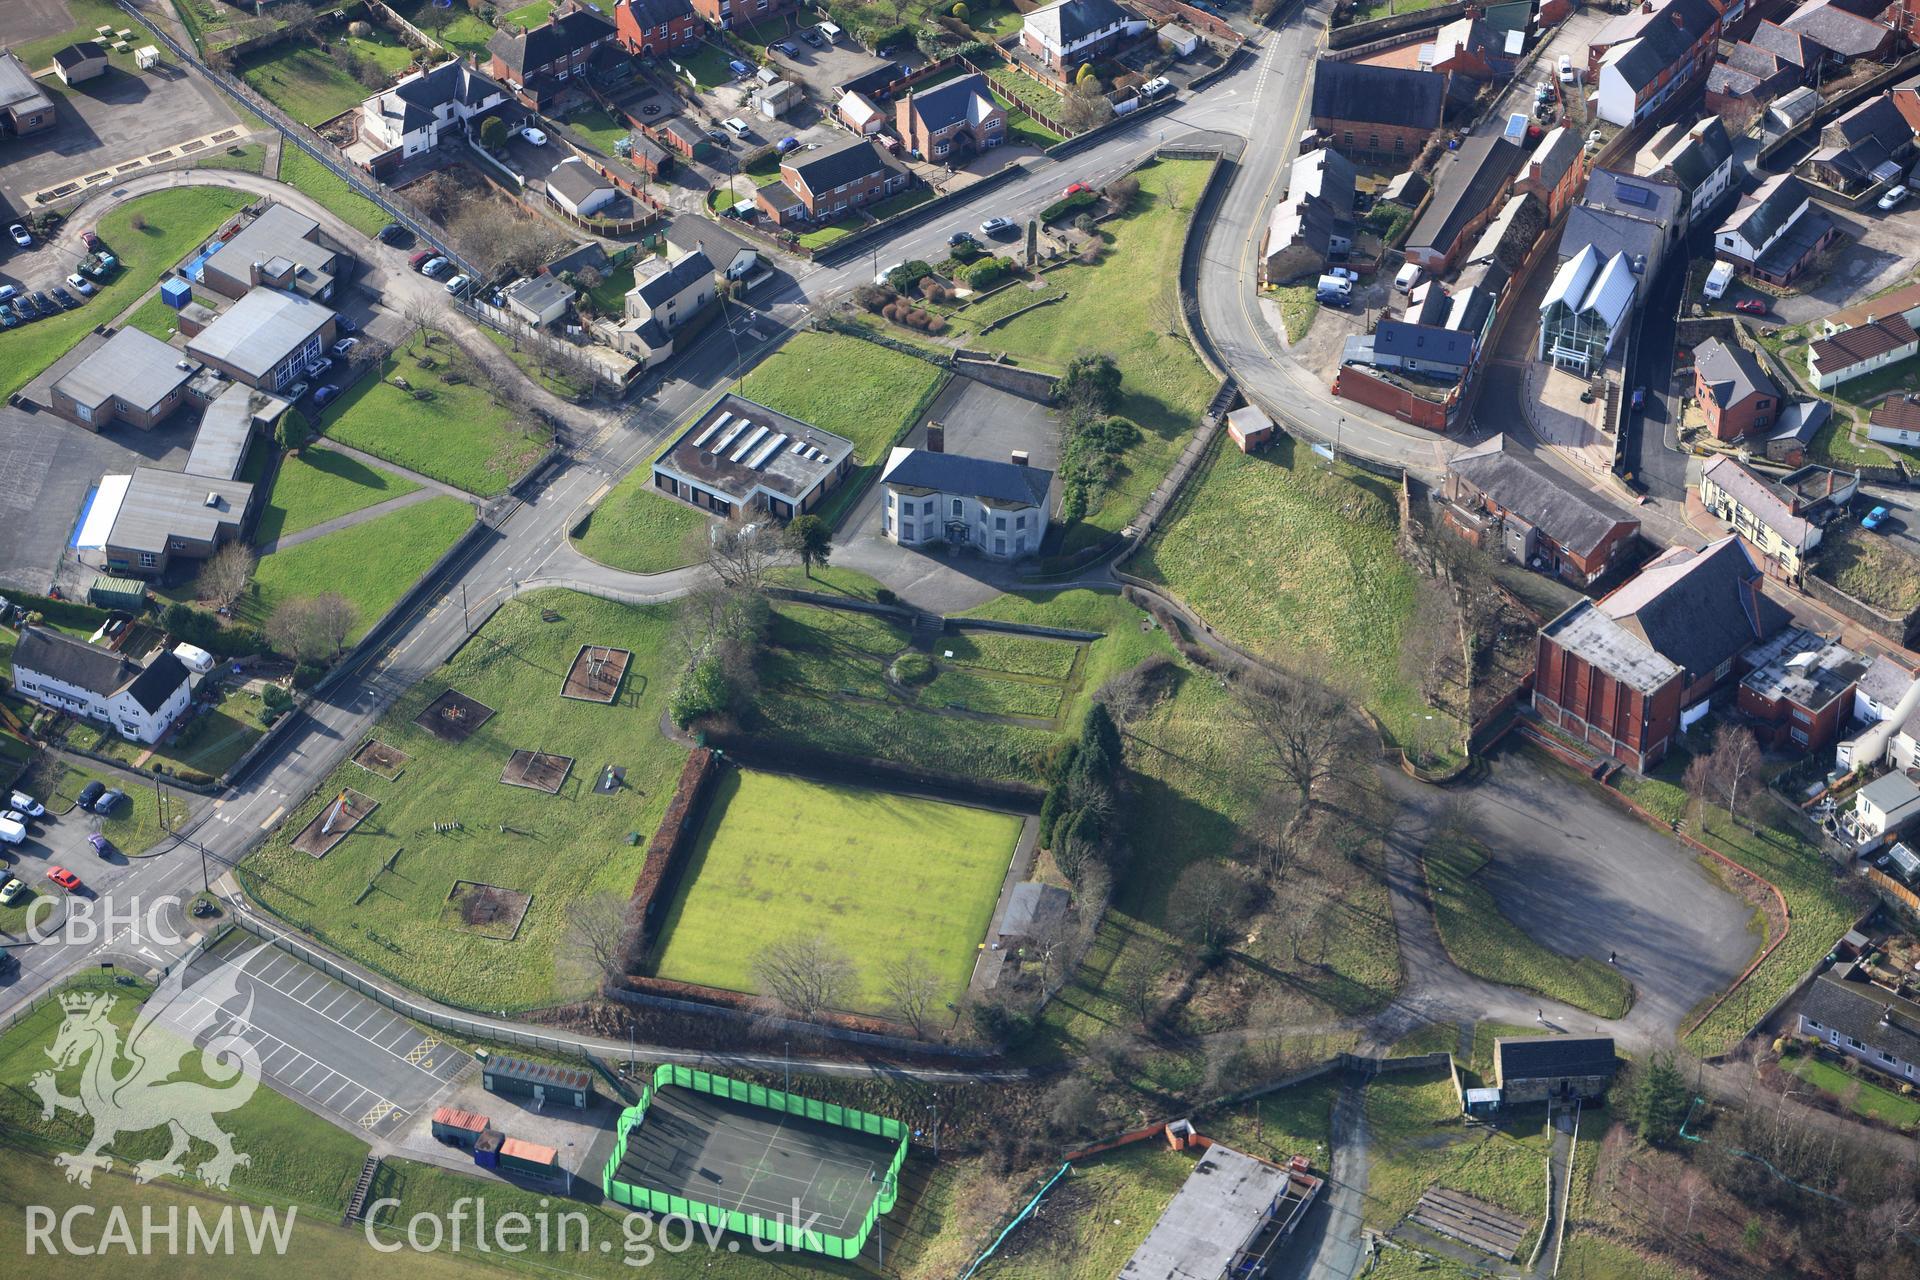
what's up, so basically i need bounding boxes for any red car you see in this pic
[1734,298,1769,316]
[48,866,81,892]
[408,249,434,270]
[81,230,102,251]
[1062,182,1091,199]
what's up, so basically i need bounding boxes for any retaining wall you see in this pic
[952,355,1058,402]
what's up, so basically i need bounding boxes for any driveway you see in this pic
[1467,748,1761,1036]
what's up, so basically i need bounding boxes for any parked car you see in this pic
[876,262,902,286]
[50,288,78,310]
[309,357,333,376]
[444,273,470,295]
[1864,505,1892,530]
[1558,54,1575,83]
[81,230,103,251]
[706,128,730,145]
[775,135,801,154]
[0,877,25,906]
[949,229,976,246]
[409,249,435,270]
[1139,76,1173,101]
[65,273,96,296]
[8,224,30,247]
[74,782,105,813]
[330,337,359,357]
[421,256,451,278]
[47,866,82,892]
[8,791,43,819]
[1734,298,1769,316]
[772,40,797,55]
[1329,266,1359,282]
[800,26,824,45]
[0,816,23,846]
[33,292,55,314]
[336,314,358,334]
[1880,184,1909,211]
[722,116,751,137]
[88,833,113,856]
[313,384,340,409]
[728,59,751,77]
[521,126,548,146]
[980,216,1016,237]
[93,787,125,815]
[287,380,310,401]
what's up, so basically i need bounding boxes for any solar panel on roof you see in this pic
[693,412,731,448]
[1614,183,1654,207]
[730,424,769,462]
[747,433,787,469]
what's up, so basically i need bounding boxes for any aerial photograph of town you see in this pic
[1,0,1919,1276]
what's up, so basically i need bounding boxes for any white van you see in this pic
[1316,273,1354,305]
[1394,262,1422,294]
[0,816,25,846]
[1703,261,1734,300]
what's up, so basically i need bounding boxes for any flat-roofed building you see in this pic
[186,288,336,391]
[1737,625,1868,753]
[102,468,255,576]
[651,394,855,521]
[51,328,201,430]
[185,383,284,481]
[201,203,348,303]
[1120,1143,1323,1280]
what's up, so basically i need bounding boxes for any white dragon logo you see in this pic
[31,951,261,1189]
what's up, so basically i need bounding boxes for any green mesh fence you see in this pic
[600,1064,909,1259]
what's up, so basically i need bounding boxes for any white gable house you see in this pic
[880,447,1056,561]
[358,61,509,160]
[9,627,192,745]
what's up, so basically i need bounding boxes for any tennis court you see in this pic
[612,1085,893,1238]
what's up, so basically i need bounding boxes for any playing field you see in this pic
[649,772,1022,1014]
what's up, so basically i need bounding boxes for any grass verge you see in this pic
[278,147,391,238]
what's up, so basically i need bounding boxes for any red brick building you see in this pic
[1443,436,1640,586]
[755,137,906,225]
[1309,58,1446,163]
[690,0,796,32]
[1691,336,1779,441]
[486,7,617,108]
[1516,126,1585,224]
[613,0,702,57]
[1736,625,1868,753]
[894,73,1007,162]
[1532,537,1784,771]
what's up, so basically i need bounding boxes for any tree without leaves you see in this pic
[784,515,832,579]
[1683,723,1762,828]
[1044,1074,1099,1135]
[1227,666,1362,844]
[1168,861,1255,957]
[557,891,634,990]
[278,2,320,43]
[881,951,943,1037]
[401,298,438,352]
[195,542,256,611]
[751,933,857,1022]
[706,520,784,590]
[309,592,358,660]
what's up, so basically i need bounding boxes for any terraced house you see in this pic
[487,6,618,109]
[9,628,192,745]
[1699,456,1855,581]
[613,0,702,57]
[1589,0,1724,128]
[690,0,796,32]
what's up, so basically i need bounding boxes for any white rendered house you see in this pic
[879,447,1055,561]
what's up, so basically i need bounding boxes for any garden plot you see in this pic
[440,880,533,941]
[1408,1187,1532,1260]
[561,645,630,703]
[290,788,378,858]
[500,749,573,795]
[412,689,495,744]
[351,738,409,780]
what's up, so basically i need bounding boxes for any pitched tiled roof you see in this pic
[1599,536,1783,678]
[903,72,999,133]
[1801,974,1920,1066]
[12,627,140,699]
[1703,456,1811,547]
[881,448,1053,506]
[1783,0,1892,57]
[1372,319,1476,367]
[1025,0,1133,46]
[1310,59,1445,131]
[487,8,614,78]
[783,137,889,195]
[1495,1036,1618,1083]
[1812,314,1919,370]
[546,156,612,205]
[621,0,693,25]
[1603,0,1719,91]
[633,249,712,306]
[1770,397,1830,448]
[1693,336,1775,409]
[125,653,190,715]
[1719,173,1808,251]
[1872,396,1920,431]
[1449,435,1635,558]
[1406,134,1523,257]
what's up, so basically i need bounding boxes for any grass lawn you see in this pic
[672,41,737,91]
[196,142,268,174]
[1560,1234,1690,1280]
[477,326,594,401]
[1782,1045,1920,1128]
[254,445,423,546]
[124,290,194,340]
[572,482,710,574]
[869,185,938,220]
[1134,432,1462,761]
[649,770,1020,1013]
[0,187,250,403]
[1809,414,1897,468]
[795,215,864,249]
[981,159,1220,552]
[389,0,499,60]
[1364,1065,1548,1237]
[278,146,391,239]
[12,0,160,74]
[987,63,1063,114]
[318,332,546,496]
[1815,523,1920,616]
[238,42,378,126]
[565,104,632,155]
[238,496,473,644]
[974,1144,1199,1280]
[241,592,691,1011]
[67,680,269,783]
[1003,103,1065,148]
[1424,832,1632,1018]
[736,330,949,529]
[582,261,635,314]
[500,0,554,26]
[1271,283,1319,344]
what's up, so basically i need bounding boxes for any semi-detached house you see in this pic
[1020,0,1149,77]
[487,7,617,108]
[613,0,702,57]
[354,60,509,175]
[1798,974,1920,1088]
[9,627,192,745]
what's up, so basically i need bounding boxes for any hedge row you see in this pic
[622,747,721,972]
[5,592,115,631]
[617,973,909,1039]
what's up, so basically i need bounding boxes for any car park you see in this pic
[1864,505,1891,530]
[980,216,1016,237]
[314,384,340,409]
[10,791,44,819]
[331,337,359,357]
[48,866,82,893]
[8,224,30,247]
[1734,298,1769,315]
[521,126,548,146]
[88,833,113,856]
[1880,184,1909,211]
[66,274,96,296]
[94,787,126,815]
[75,781,105,811]
[0,877,24,906]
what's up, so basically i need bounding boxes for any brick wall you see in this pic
[1333,364,1451,431]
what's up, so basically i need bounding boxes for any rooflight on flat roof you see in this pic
[693,411,731,448]
[730,424,769,463]
[746,433,787,469]
[711,420,749,454]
